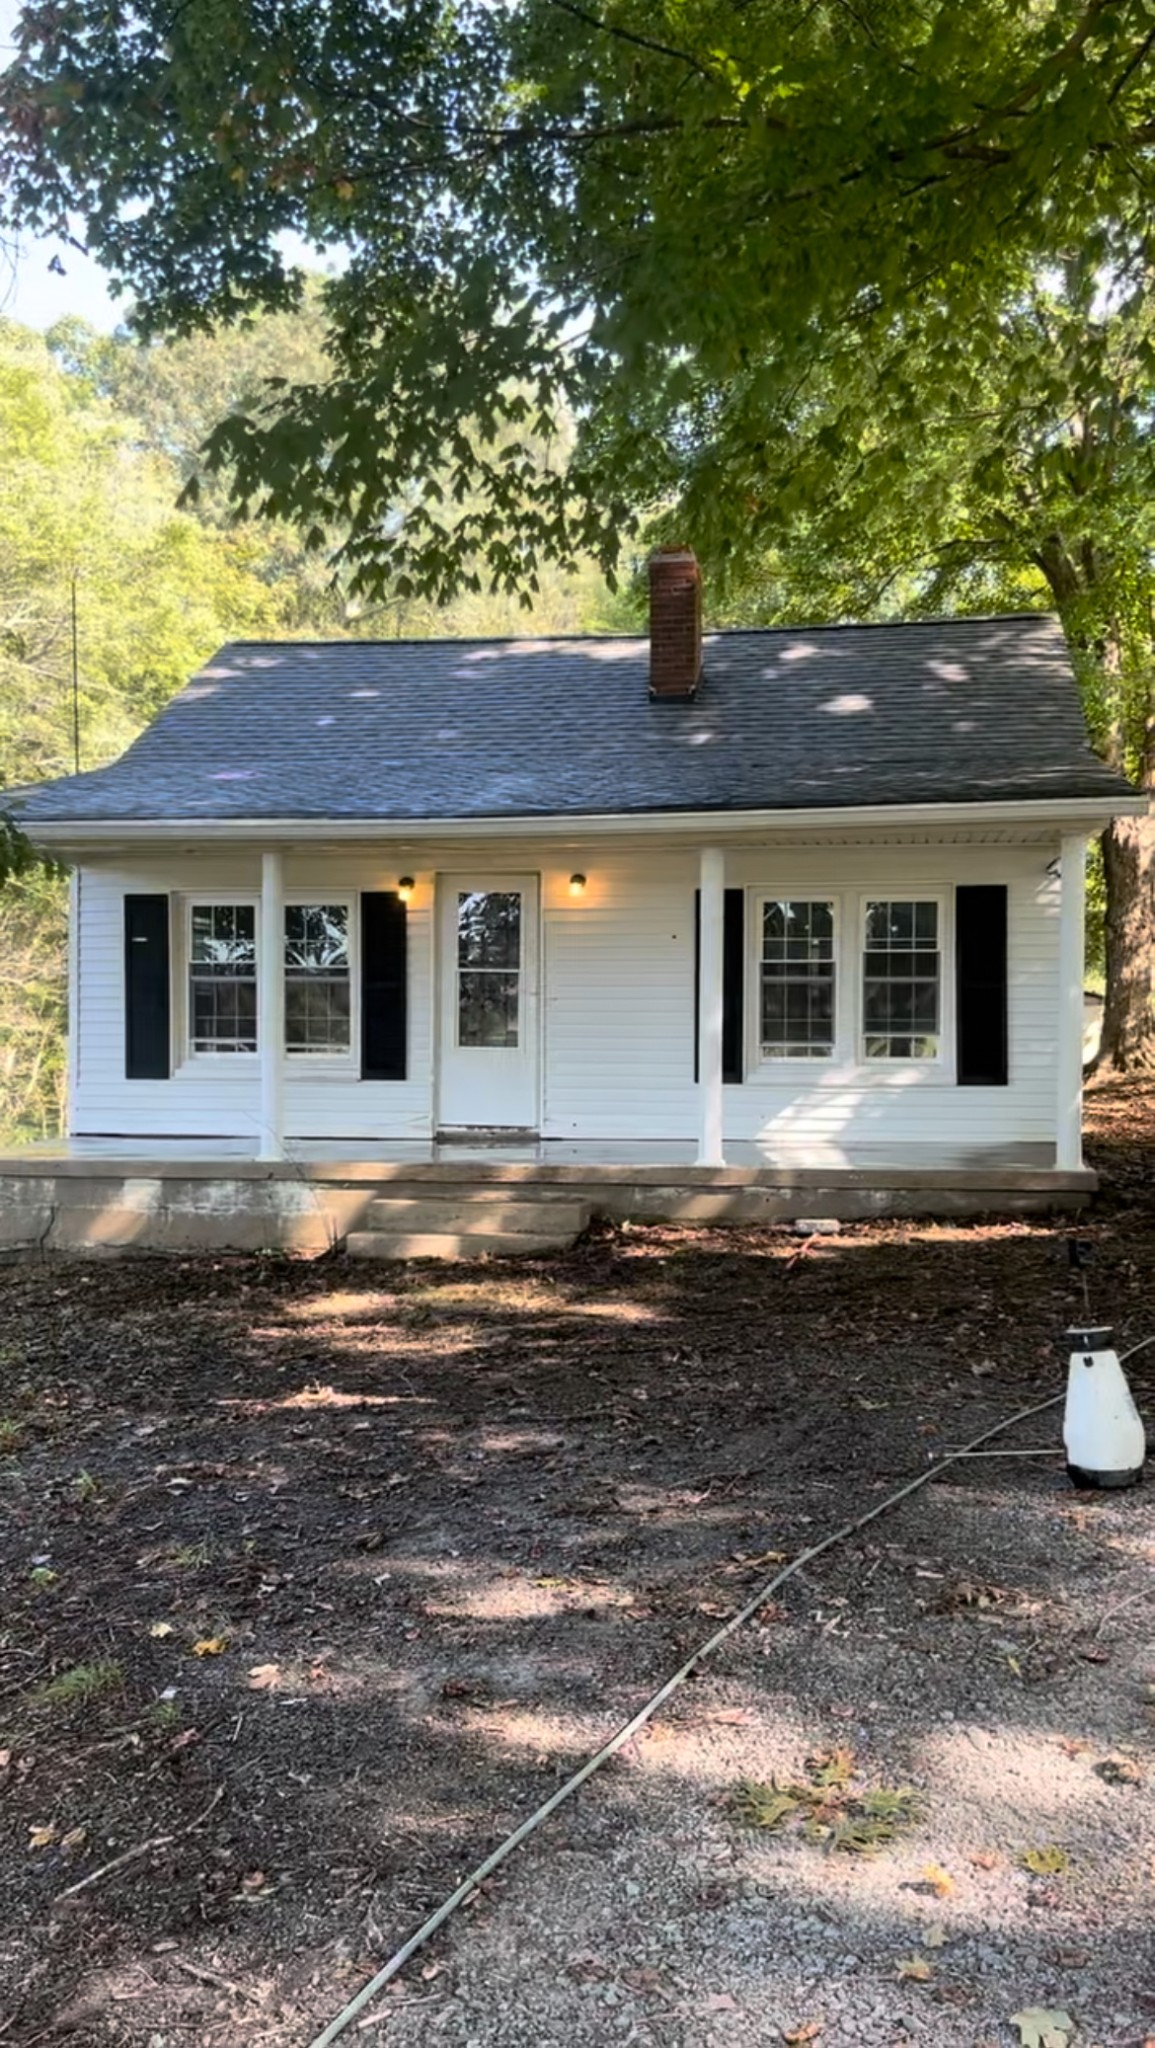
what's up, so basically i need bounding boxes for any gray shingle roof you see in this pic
[10,614,1133,824]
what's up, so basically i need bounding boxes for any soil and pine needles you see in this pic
[1,1079,1153,2047]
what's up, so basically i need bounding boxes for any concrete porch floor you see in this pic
[25,1134,1060,1169]
[0,1136,1095,1256]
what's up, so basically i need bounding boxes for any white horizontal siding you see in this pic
[72,855,433,1140]
[72,836,1062,1156]
[542,858,695,1138]
[541,843,1060,1151]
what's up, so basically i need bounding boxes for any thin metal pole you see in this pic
[71,569,81,775]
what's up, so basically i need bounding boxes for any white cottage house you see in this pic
[6,549,1139,1253]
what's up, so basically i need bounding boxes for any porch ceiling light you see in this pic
[398,875,415,903]
[568,872,587,897]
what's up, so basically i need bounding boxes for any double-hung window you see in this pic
[760,899,837,1059]
[862,899,941,1060]
[187,899,353,1059]
[284,904,351,1056]
[188,904,258,1054]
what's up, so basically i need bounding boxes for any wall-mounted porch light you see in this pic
[398,876,415,903]
[568,873,587,898]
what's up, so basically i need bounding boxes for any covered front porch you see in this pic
[14,807,1106,1253]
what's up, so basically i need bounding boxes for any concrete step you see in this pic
[345,1228,580,1261]
[352,1181,593,1205]
[360,1195,590,1236]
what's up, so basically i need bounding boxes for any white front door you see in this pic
[438,876,540,1130]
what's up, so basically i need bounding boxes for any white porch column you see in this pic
[258,848,285,1161]
[1056,833,1088,1171]
[698,845,726,1167]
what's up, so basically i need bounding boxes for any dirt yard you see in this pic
[1,1082,1153,2048]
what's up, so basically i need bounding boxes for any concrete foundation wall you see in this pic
[0,1161,1095,1257]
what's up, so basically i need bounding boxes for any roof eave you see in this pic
[20,791,1144,855]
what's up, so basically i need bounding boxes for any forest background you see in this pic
[0,295,626,1140]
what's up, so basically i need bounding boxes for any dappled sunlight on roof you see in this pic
[821,692,874,715]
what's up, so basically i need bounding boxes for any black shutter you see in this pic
[693,888,745,1083]
[956,885,1008,1086]
[361,891,408,1080]
[124,894,171,1079]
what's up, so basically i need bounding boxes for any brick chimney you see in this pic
[648,545,702,699]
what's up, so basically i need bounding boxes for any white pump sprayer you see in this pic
[1063,1323,1146,1489]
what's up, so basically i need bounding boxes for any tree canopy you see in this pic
[0,304,622,1136]
[3,1,1154,599]
[2,1,1154,1065]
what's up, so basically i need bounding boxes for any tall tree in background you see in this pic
[2,0,1154,1058]
[0,310,620,1136]
[3,1,1151,590]
[0,321,285,1136]
[660,262,1155,1066]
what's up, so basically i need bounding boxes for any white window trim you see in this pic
[179,894,261,1066]
[750,892,842,1072]
[283,895,359,1069]
[742,886,957,1082]
[858,890,952,1071]
[176,892,360,1071]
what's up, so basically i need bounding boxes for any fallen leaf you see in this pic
[705,1707,757,1726]
[702,1992,740,2013]
[1021,1846,1069,1876]
[192,1636,228,1657]
[808,1745,855,1788]
[1078,1644,1110,1664]
[247,1663,281,1691]
[1095,1754,1142,1787]
[925,1922,948,1948]
[149,1622,175,1639]
[241,1870,266,1891]
[971,1358,998,1378]
[1057,1737,1092,1758]
[1011,2007,1074,2048]
[28,1823,58,1849]
[621,1966,667,1994]
[60,1826,87,1853]
[860,1786,918,1821]
[1051,1950,1089,1969]
[829,1814,896,1854]
[782,2024,824,2044]
[730,1782,800,1830]
[921,1862,956,1898]
[1007,1654,1024,1678]
[567,1953,611,1983]
[969,1849,1001,1870]
[897,1955,933,1982]
[0,1749,11,1770]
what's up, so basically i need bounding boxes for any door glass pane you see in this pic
[457,892,521,1046]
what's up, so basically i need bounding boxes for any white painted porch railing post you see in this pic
[698,845,726,1167]
[258,848,285,1162]
[1056,833,1088,1171]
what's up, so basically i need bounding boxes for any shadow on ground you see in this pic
[0,1082,1153,2044]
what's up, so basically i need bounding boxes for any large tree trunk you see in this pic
[1097,807,1155,1071]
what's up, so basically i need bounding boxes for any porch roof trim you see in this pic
[22,793,1141,853]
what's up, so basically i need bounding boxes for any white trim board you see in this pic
[23,793,1140,856]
